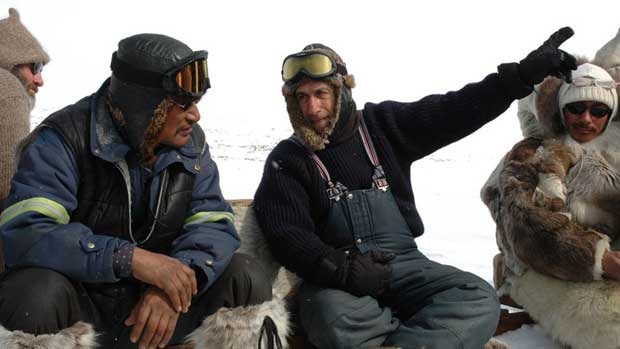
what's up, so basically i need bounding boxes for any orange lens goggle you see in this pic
[172,58,209,95]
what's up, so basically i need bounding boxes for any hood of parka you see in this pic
[107,33,194,162]
[0,8,50,72]
[282,44,357,151]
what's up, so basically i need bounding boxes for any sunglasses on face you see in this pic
[564,102,612,118]
[170,95,200,110]
[24,62,43,75]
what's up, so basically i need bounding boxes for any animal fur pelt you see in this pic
[182,200,295,349]
[185,298,290,349]
[231,199,302,299]
[485,338,509,349]
[495,137,610,283]
[510,268,620,349]
[0,321,97,349]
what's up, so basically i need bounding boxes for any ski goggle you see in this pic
[162,51,210,101]
[564,102,612,118]
[111,50,210,106]
[571,77,617,89]
[281,51,345,82]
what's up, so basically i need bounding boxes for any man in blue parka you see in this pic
[0,33,271,349]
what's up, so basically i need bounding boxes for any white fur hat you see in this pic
[558,63,618,123]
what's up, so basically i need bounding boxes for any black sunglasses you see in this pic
[564,103,612,118]
[23,62,43,75]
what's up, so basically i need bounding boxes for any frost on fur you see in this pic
[0,321,97,349]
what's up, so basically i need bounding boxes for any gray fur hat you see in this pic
[0,8,49,71]
[282,44,356,151]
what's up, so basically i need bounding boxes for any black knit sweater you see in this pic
[254,63,531,282]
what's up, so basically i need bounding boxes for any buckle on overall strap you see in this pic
[327,181,347,201]
[372,165,389,191]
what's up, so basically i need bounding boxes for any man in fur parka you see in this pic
[481,29,620,349]
[254,28,578,348]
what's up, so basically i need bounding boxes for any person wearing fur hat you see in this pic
[254,28,578,348]
[0,8,48,207]
[0,33,276,349]
[481,53,620,348]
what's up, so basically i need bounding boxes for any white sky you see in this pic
[5,0,620,132]
[3,0,620,289]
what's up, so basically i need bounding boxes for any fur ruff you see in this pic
[185,298,290,349]
[0,321,97,349]
[282,75,345,151]
[511,268,620,349]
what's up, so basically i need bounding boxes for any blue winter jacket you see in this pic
[0,81,239,294]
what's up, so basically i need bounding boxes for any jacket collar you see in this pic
[89,78,202,175]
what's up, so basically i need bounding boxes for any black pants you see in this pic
[0,253,272,348]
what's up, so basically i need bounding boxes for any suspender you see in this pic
[358,118,389,191]
[288,116,389,202]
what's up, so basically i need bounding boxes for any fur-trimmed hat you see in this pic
[558,63,618,125]
[0,8,49,71]
[282,44,356,151]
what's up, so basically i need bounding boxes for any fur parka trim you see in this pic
[0,321,97,349]
[185,298,290,349]
[282,75,346,151]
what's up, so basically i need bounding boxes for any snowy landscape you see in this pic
[5,0,620,346]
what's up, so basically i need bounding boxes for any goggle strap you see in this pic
[110,52,163,89]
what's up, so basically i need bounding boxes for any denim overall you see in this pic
[295,118,499,349]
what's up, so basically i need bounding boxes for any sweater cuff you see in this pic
[113,243,135,279]
[593,236,611,280]
[497,62,534,100]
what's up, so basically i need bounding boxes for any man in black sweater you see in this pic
[254,28,577,348]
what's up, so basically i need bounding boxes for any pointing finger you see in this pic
[543,26,574,49]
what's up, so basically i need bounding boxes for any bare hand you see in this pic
[602,251,620,280]
[132,247,197,313]
[125,287,180,349]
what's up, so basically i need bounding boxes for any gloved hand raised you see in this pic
[518,27,577,86]
[318,249,395,298]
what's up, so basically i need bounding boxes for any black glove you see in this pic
[345,250,394,297]
[317,249,395,298]
[518,27,577,86]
